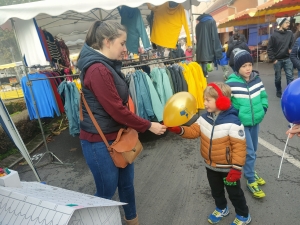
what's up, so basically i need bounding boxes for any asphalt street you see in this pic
[14,62,300,225]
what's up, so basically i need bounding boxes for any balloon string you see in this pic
[277,123,294,179]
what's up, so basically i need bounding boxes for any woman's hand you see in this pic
[149,122,167,135]
[286,124,300,138]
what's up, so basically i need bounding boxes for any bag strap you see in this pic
[80,90,111,149]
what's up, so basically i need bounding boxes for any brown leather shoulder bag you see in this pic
[80,91,143,168]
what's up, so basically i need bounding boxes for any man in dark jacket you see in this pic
[169,43,185,59]
[229,28,247,44]
[195,14,223,78]
[267,17,294,98]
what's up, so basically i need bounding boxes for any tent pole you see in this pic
[256,12,259,71]
[10,19,66,167]
[99,9,103,20]
[190,0,195,54]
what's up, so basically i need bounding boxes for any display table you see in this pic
[0,182,124,225]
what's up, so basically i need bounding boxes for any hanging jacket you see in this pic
[147,2,191,48]
[195,14,223,62]
[181,106,246,172]
[129,74,139,116]
[57,81,80,136]
[118,6,151,53]
[21,73,60,120]
[150,68,173,105]
[181,62,207,109]
[290,37,300,70]
[134,71,155,120]
[77,43,150,136]
[144,74,164,121]
[267,29,294,62]
[227,40,251,67]
[226,71,268,126]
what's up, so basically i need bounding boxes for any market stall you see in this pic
[0,1,211,224]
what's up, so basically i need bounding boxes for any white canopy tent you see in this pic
[0,0,211,181]
[0,0,211,51]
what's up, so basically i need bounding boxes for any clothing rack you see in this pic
[121,56,192,69]
[26,74,80,81]
[24,69,78,167]
[122,56,168,66]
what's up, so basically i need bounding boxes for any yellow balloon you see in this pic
[163,92,198,127]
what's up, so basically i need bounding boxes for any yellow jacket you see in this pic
[147,3,191,48]
[180,62,206,109]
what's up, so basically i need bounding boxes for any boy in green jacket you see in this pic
[226,49,269,198]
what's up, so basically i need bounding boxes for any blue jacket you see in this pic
[118,6,151,53]
[21,73,60,120]
[58,81,80,136]
[290,37,300,70]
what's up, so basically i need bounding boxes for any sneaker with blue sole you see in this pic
[208,206,229,224]
[231,214,251,225]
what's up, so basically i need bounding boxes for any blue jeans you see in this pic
[243,124,259,183]
[80,140,137,220]
[298,69,300,78]
[273,58,294,93]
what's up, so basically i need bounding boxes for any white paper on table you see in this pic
[0,182,125,225]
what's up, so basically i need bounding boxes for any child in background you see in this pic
[185,46,193,62]
[226,49,268,199]
[168,82,251,225]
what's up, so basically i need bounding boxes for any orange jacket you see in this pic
[181,107,246,171]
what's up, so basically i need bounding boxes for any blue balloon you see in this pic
[281,78,300,124]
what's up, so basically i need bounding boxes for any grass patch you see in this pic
[0,148,19,161]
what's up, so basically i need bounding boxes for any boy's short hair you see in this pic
[204,82,231,99]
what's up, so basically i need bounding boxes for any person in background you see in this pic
[229,28,247,44]
[267,17,294,98]
[286,124,300,138]
[223,41,229,53]
[226,49,268,199]
[227,34,251,71]
[290,30,300,78]
[77,20,166,225]
[169,43,185,59]
[217,45,230,80]
[168,82,251,225]
[185,46,193,62]
[164,48,170,58]
[293,23,300,44]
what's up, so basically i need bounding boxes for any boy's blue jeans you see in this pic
[80,140,137,220]
[243,124,259,183]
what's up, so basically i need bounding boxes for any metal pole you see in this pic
[190,0,195,55]
[256,12,259,70]
[99,9,103,20]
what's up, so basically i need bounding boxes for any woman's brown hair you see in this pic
[85,20,126,49]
